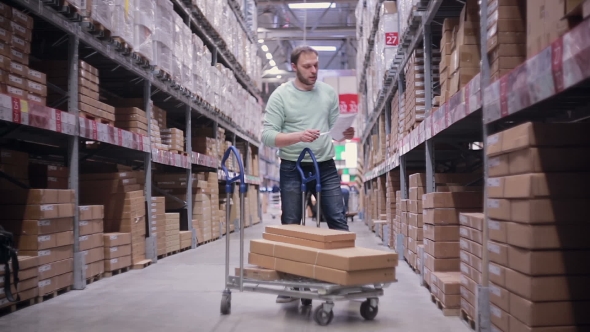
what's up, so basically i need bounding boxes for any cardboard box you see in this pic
[424,253,460,272]
[79,205,105,220]
[460,226,483,244]
[38,258,73,280]
[81,246,104,264]
[488,241,509,266]
[424,238,460,258]
[459,213,484,231]
[500,122,590,153]
[506,222,590,249]
[431,283,461,308]
[0,217,73,235]
[249,239,398,271]
[103,233,131,247]
[424,208,481,225]
[432,271,461,294]
[248,253,396,286]
[85,260,104,278]
[104,244,131,259]
[509,292,590,327]
[461,262,482,285]
[408,213,423,227]
[501,173,589,198]
[460,238,483,258]
[261,232,355,250]
[264,225,356,243]
[424,224,460,242]
[489,219,508,243]
[409,187,424,201]
[508,246,590,276]
[460,273,478,295]
[104,255,132,272]
[235,266,281,281]
[422,192,483,209]
[15,231,73,251]
[460,250,483,272]
[489,262,507,287]
[2,203,75,220]
[79,233,104,251]
[20,245,73,266]
[38,272,73,296]
[490,304,510,331]
[488,154,510,177]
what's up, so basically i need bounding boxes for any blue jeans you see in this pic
[280,159,349,231]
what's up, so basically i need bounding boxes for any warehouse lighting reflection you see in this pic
[269,60,276,66]
[266,53,273,59]
[288,2,336,9]
[310,46,337,52]
[261,44,269,52]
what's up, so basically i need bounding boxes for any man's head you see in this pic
[291,46,319,89]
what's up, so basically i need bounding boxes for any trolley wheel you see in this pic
[360,300,378,320]
[220,293,231,315]
[313,304,334,326]
[301,298,312,306]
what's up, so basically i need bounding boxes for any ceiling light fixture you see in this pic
[266,53,273,59]
[269,60,276,66]
[261,45,269,52]
[277,75,282,79]
[288,2,336,9]
[310,46,337,51]
[258,39,264,43]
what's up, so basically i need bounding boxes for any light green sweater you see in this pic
[262,81,339,162]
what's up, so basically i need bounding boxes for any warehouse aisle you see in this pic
[0,216,468,332]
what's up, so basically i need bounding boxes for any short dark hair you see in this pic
[291,46,319,65]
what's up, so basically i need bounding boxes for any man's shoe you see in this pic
[276,295,298,303]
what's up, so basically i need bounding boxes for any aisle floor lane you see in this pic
[0,216,469,332]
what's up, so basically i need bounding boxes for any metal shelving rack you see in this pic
[0,0,264,291]
[359,0,590,331]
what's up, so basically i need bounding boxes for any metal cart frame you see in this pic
[220,147,389,326]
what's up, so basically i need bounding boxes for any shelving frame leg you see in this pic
[144,80,156,263]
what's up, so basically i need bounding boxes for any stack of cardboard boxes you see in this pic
[422,190,482,312]
[0,189,76,297]
[179,231,192,249]
[153,172,193,210]
[151,105,167,150]
[400,197,409,261]
[458,212,484,321]
[374,176,387,235]
[405,49,436,132]
[248,225,398,285]
[393,190,402,249]
[406,174,426,271]
[195,191,213,243]
[80,171,147,266]
[150,196,167,257]
[486,0,527,82]
[161,128,185,152]
[439,18,459,104]
[0,256,39,308]
[526,0,571,58]
[485,122,590,331]
[192,136,218,156]
[385,171,399,249]
[0,5,47,106]
[114,107,148,136]
[165,213,181,254]
[79,205,105,280]
[103,233,132,274]
[209,172,221,240]
[447,1,481,97]
[0,148,28,191]
[29,163,68,190]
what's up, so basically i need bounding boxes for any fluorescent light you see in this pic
[261,45,269,52]
[310,46,337,52]
[288,2,336,9]
[258,39,264,43]
[277,75,282,79]
[266,53,273,59]
[269,60,276,66]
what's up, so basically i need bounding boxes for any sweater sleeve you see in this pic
[328,88,340,129]
[261,91,284,147]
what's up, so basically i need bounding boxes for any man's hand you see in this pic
[299,129,320,143]
[342,127,355,140]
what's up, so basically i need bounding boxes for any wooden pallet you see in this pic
[104,266,130,278]
[460,309,477,330]
[82,17,111,39]
[430,294,460,316]
[37,286,71,304]
[132,259,153,270]
[110,37,132,55]
[79,111,114,126]
[86,273,104,285]
[179,246,192,252]
[131,51,151,67]
[0,296,38,317]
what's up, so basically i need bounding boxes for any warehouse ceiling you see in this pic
[256,0,358,94]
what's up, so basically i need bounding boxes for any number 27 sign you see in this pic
[385,32,399,46]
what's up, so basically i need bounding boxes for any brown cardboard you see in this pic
[235,266,281,281]
[79,205,105,220]
[460,273,478,295]
[459,213,484,231]
[490,304,510,332]
[17,255,39,271]
[38,258,73,280]
[511,199,588,224]
[502,173,589,198]
[490,282,511,313]
[248,253,396,286]
[261,232,355,250]
[488,219,507,243]
[487,177,505,198]
[79,233,104,251]
[38,272,73,296]
[79,219,104,236]
[424,253,460,272]
[462,298,476,322]
[500,122,590,153]
[506,266,590,302]
[264,225,356,242]
[424,224,460,242]
[488,241,509,266]
[407,200,423,214]
[509,292,590,327]
[509,246,590,275]
[81,246,103,264]
[104,255,132,271]
[408,213,423,227]
[103,233,131,247]
[486,199,510,221]
[459,226,483,244]
[460,250,482,272]
[489,262,508,287]
[424,238,460,258]
[0,217,73,235]
[85,260,104,278]
[0,189,69,205]
[487,132,504,156]
[407,225,423,241]
[506,222,590,249]
[488,154,510,177]
[409,187,424,201]
[2,203,75,220]
[509,315,584,332]
[249,239,398,271]
[422,192,483,209]
[424,208,481,226]
[20,245,73,266]
[15,231,73,251]
[461,262,481,286]
[460,238,483,258]
[432,271,461,294]
[431,283,461,308]
[461,285,477,306]
[509,148,590,175]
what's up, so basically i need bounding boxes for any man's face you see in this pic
[292,52,319,86]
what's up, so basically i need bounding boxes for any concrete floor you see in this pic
[0,216,469,332]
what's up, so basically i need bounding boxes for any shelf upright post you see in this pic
[479,0,492,330]
[144,80,157,263]
[186,104,196,248]
[398,74,408,200]
[68,35,85,290]
[423,24,436,194]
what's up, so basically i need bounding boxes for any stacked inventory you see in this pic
[439,18,459,104]
[79,205,106,280]
[208,172,221,240]
[29,163,68,190]
[179,231,192,250]
[161,128,185,153]
[526,0,570,58]
[194,180,213,243]
[393,190,402,249]
[406,174,425,270]
[0,256,39,308]
[165,213,181,254]
[486,0,526,82]
[248,225,398,285]
[152,105,167,150]
[80,170,147,266]
[429,271,462,315]
[390,92,401,154]
[150,197,167,257]
[404,50,429,133]
[0,6,46,106]
[0,188,76,297]
[448,1,481,96]
[103,233,132,274]
[192,136,218,156]
[384,171,399,248]
[115,107,148,136]
[458,212,484,322]
[373,177,387,235]
[485,122,590,331]
[400,198,409,261]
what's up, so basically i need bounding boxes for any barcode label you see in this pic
[110,235,118,240]
[80,206,90,211]
[489,243,500,254]
[80,236,89,241]
[488,219,500,230]
[487,199,500,208]
[39,265,51,272]
[489,264,501,276]
[487,178,501,187]
[487,134,499,144]
[38,280,51,287]
[110,259,118,264]
[39,250,50,256]
[38,235,51,242]
[40,205,54,211]
[38,220,51,226]
[110,247,118,252]
[490,285,501,297]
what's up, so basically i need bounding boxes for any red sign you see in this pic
[338,94,358,114]
[385,32,399,46]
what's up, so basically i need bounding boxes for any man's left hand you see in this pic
[342,127,355,140]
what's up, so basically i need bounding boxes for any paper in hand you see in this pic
[328,113,356,141]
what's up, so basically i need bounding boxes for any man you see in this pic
[261,46,355,303]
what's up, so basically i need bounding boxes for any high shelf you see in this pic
[359,0,590,331]
[0,0,263,295]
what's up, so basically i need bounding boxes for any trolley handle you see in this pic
[221,146,247,194]
[296,148,321,193]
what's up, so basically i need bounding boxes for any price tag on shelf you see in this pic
[551,37,565,93]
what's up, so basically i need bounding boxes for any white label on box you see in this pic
[82,250,88,256]
[11,62,23,72]
[489,157,500,167]
[490,284,501,297]
[487,199,499,208]
[110,235,118,240]
[11,22,26,34]
[460,228,468,237]
[122,179,131,184]
[48,166,57,170]
[487,134,499,144]
[110,259,118,264]
[460,251,468,261]
[80,206,90,211]
[461,263,469,274]
[48,177,57,182]
[80,221,88,226]
[487,178,500,187]
[12,36,25,47]
[40,205,54,211]
[460,275,468,286]
[28,94,43,103]
[490,305,501,318]
[7,86,24,97]
[489,243,500,254]
[38,235,51,242]
[459,215,468,224]
[38,280,51,287]
[39,250,50,256]
[488,219,500,230]
[489,264,501,276]
[110,247,118,252]
[0,29,5,37]
[80,236,89,241]
[9,75,23,85]
[29,69,42,79]
[460,239,468,250]
[119,172,127,177]
[14,11,27,21]
[38,220,51,226]
[39,264,51,272]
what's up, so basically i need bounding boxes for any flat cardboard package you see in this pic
[460,238,483,258]
[104,255,132,272]
[422,192,483,209]
[459,213,484,231]
[509,292,590,327]
[0,217,73,235]
[103,233,131,247]
[424,224,460,242]
[506,221,590,249]
[264,225,356,243]
[235,266,281,281]
[15,231,73,251]
[424,253,460,272]
[424,208,481,225]
[262,232,355,249]
[424,238,460,258]
[20,245,73,266]
[38,258,73,280]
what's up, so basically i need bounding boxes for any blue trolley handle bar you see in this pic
[221,146,246,293]
[296,148,321,228]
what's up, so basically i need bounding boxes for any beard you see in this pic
[296,70,317,86]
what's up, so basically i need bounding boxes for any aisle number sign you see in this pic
[385,32,399,46]
[338,94,358,114]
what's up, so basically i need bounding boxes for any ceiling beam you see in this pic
[258,27,356,40]
[259,0,357,3]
